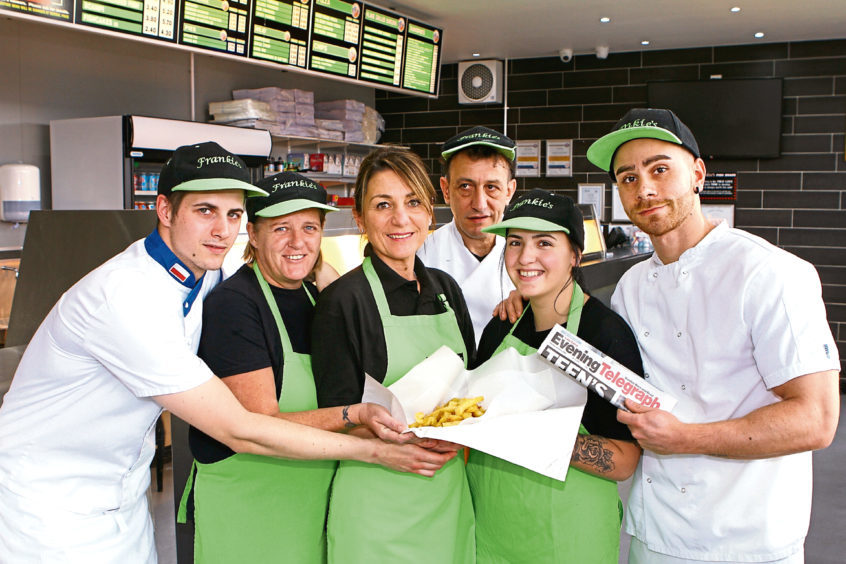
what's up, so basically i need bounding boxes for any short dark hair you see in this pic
[441,145,516,180]
[165,190,189,216]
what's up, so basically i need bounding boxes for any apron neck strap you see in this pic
[253,262,296,355]
[362,256,393,319]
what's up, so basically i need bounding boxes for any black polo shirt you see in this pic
[189,263,317,463]
[474,297,644,441]
[312,248,476,408]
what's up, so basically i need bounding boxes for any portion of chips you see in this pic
[409,396,486,428]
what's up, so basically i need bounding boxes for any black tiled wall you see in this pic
[375,39,846,382]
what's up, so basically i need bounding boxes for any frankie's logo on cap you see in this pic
[620,119,658,129]
[458,132,500,142]
[510,197,554,211]
[196,155,244,169]
[271,179,319,193]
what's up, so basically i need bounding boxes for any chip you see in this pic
[409,396,486,428]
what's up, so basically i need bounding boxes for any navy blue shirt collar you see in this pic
[144,229,207,316]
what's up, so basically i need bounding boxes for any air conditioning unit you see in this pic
[458,60,503,104]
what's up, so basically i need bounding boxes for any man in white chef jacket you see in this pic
[587,109,840,564]
[417,126,518,343]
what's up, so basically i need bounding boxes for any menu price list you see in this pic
[402,20,440,94]
[251,0,309,66]
[358,4,403,87]
[181,0,250,54]
[308,0,360,78]
[2,0,72,21]
[77,0,177,39]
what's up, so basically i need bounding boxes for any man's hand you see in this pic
[410,438,465,453]
[492,289,524,323]
[617,399,692,455]
[371,440,457,477]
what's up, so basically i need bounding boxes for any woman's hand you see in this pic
[356,403,414,443]
[370,440,457,476]
[410,438,465,453]
[492,289,524,323]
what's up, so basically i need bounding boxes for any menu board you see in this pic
[402,19,440,94]
[77,0,177,39]
[2,0,442,97]
[250,0,309,66]
[308,0,361,78]
[357,4,403,87]
[2,0,72,22]
[180,0,250,54]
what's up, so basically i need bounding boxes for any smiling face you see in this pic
[613,138,706,238]
[504,229,578,305]
[441,152,516,249]
[156,190,245,279]
[354,169,432,275]
[248,208,323,289]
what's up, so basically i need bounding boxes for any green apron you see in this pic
[326,257,476,563]
[178,264,337,564]
[466,284,623,564]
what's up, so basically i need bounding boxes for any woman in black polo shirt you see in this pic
[180,172,452,563]
[469,189,644,563]
[312,147,476,562]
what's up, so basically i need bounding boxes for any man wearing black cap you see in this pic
[0,143,450,561]
[587,109,840,564]
[417,126,518,343]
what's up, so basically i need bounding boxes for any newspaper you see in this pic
[538,324,677,412]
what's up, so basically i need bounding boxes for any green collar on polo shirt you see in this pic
[144,229,208,317]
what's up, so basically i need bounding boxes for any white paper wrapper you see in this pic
[363,346,587,481]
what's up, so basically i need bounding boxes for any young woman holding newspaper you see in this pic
[468,189,644,563]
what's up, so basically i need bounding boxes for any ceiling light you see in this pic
[730,6,741,12]
[754,32,765,38]
[472,53,480,57]
[641,40,650,46]
[599,16,610,23]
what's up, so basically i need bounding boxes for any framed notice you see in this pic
[702,203,735,227]
[578,183,605,221]
[610,184,629,223]
[515,140,541,177]
[701,172,737,201]
[545,139,573,177]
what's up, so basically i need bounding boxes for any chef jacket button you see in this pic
[681,487,686,493]
[643,330,650,337]
[682,270,688,276]
[676,331,682,338]
[652,272,658,278]
[644,372,649,379]
[646,477,652,484]
[681,384,686,391]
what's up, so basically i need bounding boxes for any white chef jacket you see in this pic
[0,230,217,561]
[417,220,514,344]
[612,221,839,562]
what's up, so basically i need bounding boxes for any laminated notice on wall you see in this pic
[545,139,572,177]
[515,140,540,177]
[538,324,678,413]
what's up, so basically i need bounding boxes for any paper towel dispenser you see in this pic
[0,164,41,223]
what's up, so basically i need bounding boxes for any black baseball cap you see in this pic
[441,126,516,162]
[247,171,337,222]
[158,141,267,197]
[483,189,585,250]
[586,108,701,176]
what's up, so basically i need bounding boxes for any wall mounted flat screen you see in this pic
[402,19,440,94]
[647,78,783,159]
[180,0,251,54]
[250,0,310,66]
[3,0,72,22]
[358,4,405,87]
[77,0,178,40]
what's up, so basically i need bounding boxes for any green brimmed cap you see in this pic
[586,108,700,176]
[158,141,267,197]
[482,189,584,250]
[441,126,516,162]
[247,171,337,222]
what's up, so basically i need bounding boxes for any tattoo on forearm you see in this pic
[342,405,356,429]
[572,435,615,473]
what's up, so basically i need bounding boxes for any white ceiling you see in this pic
[388,0,846,63]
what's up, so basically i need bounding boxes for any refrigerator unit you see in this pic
[50,115,272,210]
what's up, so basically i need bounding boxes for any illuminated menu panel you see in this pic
[308,0,361,78]
[402,19,440,94]
[1,0,72,22]
[250,0,309,66]
[358,4,403,87]
[180,0,249,55]
[77,0,177,39]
